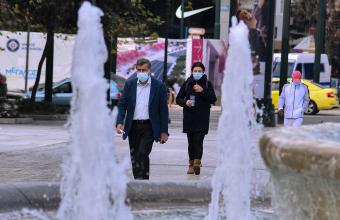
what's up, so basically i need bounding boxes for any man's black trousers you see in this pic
[186,132,205,160]
[128,120,154,180]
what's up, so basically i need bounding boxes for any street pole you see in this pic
[163,0,171,83]
[24,18,30,93]
[229,0,237,27]
[262,0,276,127]
[279,0,291,94]
[104,36,112,104]
[313,0,326,84]
[214,0,221,39]
[180,0,184,39]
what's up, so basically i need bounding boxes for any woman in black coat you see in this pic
[176,62,217,175]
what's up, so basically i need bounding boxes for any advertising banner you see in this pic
[231,0,269,98]
[116,38,186,83]
[202,39,228,96]
[116,34,264,98]
[191,39,204,64]
[0,31,75,91]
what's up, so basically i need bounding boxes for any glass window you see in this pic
[304,63,314,79]
[272,62,295,77]
[296,63,302,72]
[271,81,280,91]
[303,63,325,80]
[54,82,72,93]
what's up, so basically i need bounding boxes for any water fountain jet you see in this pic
[56,2,132,220]
[206,17,259,220]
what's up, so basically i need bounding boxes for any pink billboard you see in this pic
[191,39,203,64]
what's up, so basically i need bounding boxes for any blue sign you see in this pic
[5,67,37,80]
[6,39,20,52]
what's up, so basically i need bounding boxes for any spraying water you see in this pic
[206,18,257,220]
[56,2,132,220]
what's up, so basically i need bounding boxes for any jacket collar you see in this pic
[148,77,156,106]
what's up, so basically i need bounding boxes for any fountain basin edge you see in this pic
[259,123,340,220]
[260,124,340,180]
[0,179,271,213]
[0,180,211,212]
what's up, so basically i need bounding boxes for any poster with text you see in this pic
[0,31,74,91]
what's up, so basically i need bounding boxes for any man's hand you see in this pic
[186,100,193,107]
[160,132,168,144]
[278,109,284,117]
[116,124,124,134]
[193,84,203,93]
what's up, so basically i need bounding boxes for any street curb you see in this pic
[0,118,33,124]
[19,114,68,121]
[0,180,212,212]
[10,107,221,122]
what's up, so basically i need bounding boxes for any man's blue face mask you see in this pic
[137,72,149,82]
[292,82,301,86]
[193,72,203,81]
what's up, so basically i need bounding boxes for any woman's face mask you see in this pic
[193,72,203,81]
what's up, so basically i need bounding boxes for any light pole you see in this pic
[24,5,31,93]
[229,0,237,27]
[262,0,276,127]
[279,0,291,95]
[214,0,221,39]
[180,0,184,38]
[163,0,171,83]
[313,0,326,84]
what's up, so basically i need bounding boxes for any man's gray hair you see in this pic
[136,58,151,69]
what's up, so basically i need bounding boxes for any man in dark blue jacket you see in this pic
[116,58,169,180]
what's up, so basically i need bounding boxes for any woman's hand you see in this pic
[193,84,203,93]
[186,100,193,107]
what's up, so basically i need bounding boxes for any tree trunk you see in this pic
[30,40,48,105]
[44,2,56,104]
[44,28,54,103]
[325,0,340,77]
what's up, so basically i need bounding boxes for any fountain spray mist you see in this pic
[56,2,132,220]
[206,18,257,220]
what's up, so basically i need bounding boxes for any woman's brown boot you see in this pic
[187,160,194,174]
[193,159,201,175]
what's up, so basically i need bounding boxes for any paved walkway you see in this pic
[0,122,272,204]
[2,107,339,188]
[0,107,339,219]
[0,108,220,182]
[0,125,218,183]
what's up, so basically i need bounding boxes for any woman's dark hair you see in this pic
[191,62,205,72]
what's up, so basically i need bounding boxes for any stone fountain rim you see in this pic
[260,123,340,180]
[0,180,270,213]
[0,180,212,212]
